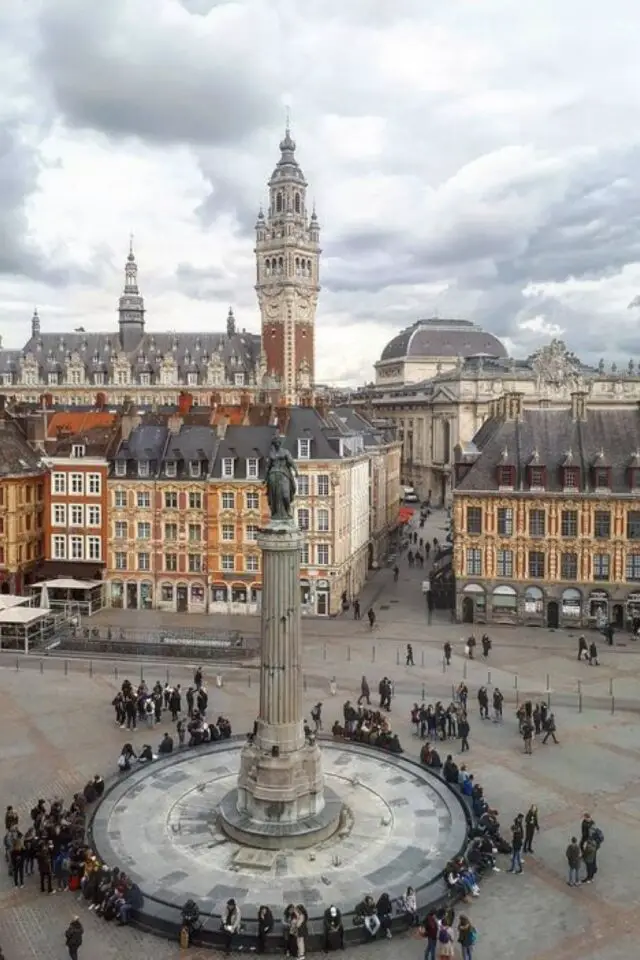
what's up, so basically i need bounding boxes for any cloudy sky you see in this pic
[3,0,640,385]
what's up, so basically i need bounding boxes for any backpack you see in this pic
[591,827,604,848]
[438,927,451,944]
[469,927,478,945]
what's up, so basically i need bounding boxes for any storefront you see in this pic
[588,589,609,625]
[491,585,518,623]
[523,586,544,622]
[209,582,261,615]
[561,588,582,620]
[460,583,486,624]
[626,591,640,627]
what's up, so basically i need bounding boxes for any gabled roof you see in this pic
[47,411,117,439]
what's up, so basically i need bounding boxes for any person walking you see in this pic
[588,641,599,666]
[65,917,83,960]
[353,598,361,620]
[367,608,376,630]
[522,717,534,755]
[508,815,524,874]
[393,565,399,582]
[406,643,414,666]
[582,838,598,883]
[357,676,370,706]
[542,713,559,745]
[443,641,452,666]
[458,714,470,753]
[565,836,581,886]
[577,636,588,661]
[523,805,539,853]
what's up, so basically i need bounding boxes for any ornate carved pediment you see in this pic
[532,339,582,387]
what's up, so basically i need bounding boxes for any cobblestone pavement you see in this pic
[3,510,640,959]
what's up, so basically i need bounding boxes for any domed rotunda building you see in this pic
[374,317,507,387]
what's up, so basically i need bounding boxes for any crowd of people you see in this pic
[331,686,404,754]
[111,671,232,770]
[3,780,143,958]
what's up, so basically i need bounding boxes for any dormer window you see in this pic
[247,457,259,479]
[48,372,59,386]
[497,465,515,489]
[139,372,151,386]
[94,372,104,386]
[529,466,546,490]
[298,438,311,460]
[563,467,579,490]
[594,467,610,490]
[187,372,198,386]
[222,457,235,479]
[138,460,150,478]
[115,460,127,477]
[71,444,85,458]
[234,372,245,386]
[165,460,177,478]
[189,460,201,478]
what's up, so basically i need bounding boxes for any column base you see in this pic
[219,785,343,850]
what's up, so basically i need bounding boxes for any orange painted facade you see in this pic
[0,475,45,593]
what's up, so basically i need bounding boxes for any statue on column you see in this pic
[265,436,298,520]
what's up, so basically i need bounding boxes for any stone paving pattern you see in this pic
[92,741,467,922]
[2,509,640,958]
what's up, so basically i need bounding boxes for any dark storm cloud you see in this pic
[35,0,278,147]
[0,125,74,286]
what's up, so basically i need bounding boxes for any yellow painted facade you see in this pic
[454,492,640,628]
[0,476,45,592]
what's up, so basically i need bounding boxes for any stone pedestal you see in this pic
[220,520,340,849]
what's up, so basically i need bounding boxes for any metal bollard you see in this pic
[396,648,400,666]
[514,674,518,690]
[611,696,615,715]
[40,659,43,674]
[421,684,425,700]
[248,672,251,687]
[463,660,467,679]
[64,660,68,676]
[442,657,446,674]
[139,664,144,683]
[15,658,19,671]
[347,646,351,662]
[165,665,170,684]
[89,661,93,678]
[546,673,550,691]
[421,650,425,667]
[487,670,492,686]
[303,675,308,692]
[451,683,455,700]
[577,680,582,713]
[609,677,614,696]
[323,644,327,661]
[372,646,376,663]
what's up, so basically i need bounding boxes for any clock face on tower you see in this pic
[266,302,280,318]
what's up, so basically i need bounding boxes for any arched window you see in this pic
[276,192,283,213]
[265,259,271,277]
[307,259,312,276]
[294,193,301,213]
[277,257,283,275]
[271,258,276,273]
[295,257,300,276]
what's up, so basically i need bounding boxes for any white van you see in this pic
[403,486,419,503]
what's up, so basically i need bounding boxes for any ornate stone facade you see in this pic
[356,339,640,506]
[453,394,640,629]
[0,131,320,410]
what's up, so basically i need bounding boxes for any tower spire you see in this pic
[118,236,145,351]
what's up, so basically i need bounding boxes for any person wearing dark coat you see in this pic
[323,905,344,951]
[523,805,539,853]
[588,641,599,666]
[38,843,53,893]
[256,905,274,953]
[577,635,588,661]
[376,893,393,939]
[65,917,83,960]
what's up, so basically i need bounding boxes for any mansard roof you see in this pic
[15,328,260,382]
[456,406,640,494]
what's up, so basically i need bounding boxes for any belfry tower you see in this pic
[255,126,321,403]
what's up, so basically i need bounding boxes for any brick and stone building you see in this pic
[0,410,46,593]
[0,129,319,409]
[453,390,640,629]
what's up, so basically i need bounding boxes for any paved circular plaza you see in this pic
[89,739,469,933]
